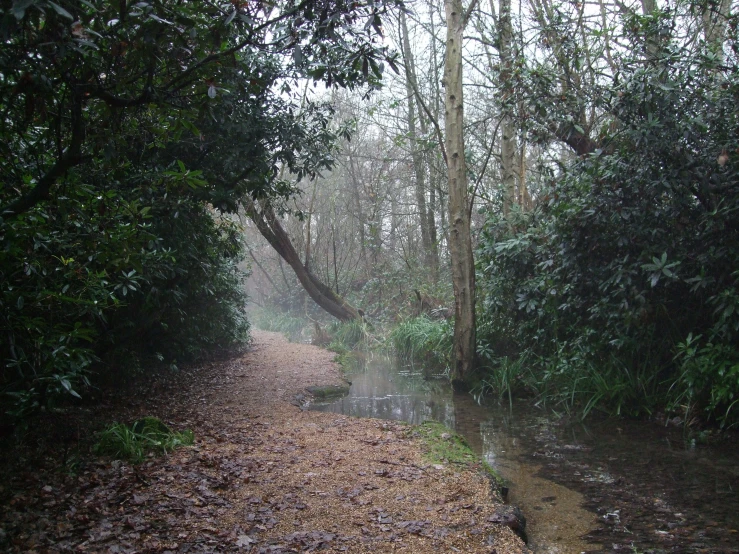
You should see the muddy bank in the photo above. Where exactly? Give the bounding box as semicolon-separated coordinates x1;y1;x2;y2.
0;330;526;553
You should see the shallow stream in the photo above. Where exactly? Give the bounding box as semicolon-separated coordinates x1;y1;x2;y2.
311;355;739;553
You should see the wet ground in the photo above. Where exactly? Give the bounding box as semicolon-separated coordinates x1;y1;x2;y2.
311;354;739;553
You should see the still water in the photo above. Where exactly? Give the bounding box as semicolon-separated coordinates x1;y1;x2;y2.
311;355;739;553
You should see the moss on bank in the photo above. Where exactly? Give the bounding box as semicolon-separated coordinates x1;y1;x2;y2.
411;421;505;491
305;384;351;399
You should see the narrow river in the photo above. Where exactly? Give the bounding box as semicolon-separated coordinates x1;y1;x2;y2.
311;354;739;553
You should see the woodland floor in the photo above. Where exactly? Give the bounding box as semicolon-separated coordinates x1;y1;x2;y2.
0;330;526;553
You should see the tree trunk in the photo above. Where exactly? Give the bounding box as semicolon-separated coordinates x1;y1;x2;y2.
444;0;477;384
501;118;517;217
498;0;517;218
401;12;431;269
243;199;361;322
702;0;731;57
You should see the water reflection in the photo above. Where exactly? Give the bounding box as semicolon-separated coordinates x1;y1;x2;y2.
312;354;739;553
315;358;455;426
312;355;597;552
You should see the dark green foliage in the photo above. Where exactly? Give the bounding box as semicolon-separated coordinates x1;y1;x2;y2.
1;182;251;416
0;1;396;416
477;11;739;425
94;417;194;463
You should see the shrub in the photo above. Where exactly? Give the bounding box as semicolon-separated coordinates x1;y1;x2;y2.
476;14;739;424
389;317;452;370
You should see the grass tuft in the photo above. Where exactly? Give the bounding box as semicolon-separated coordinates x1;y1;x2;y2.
328;319;373;351
94;416;194;463
389;317;452;370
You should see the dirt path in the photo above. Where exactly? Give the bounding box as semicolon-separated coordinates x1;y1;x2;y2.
0;330;526;553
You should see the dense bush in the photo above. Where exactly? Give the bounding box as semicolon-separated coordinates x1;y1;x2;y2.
477;13;739;425
0;182;250;417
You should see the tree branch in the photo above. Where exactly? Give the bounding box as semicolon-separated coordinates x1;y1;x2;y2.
1;93;85;218
463;0;482;27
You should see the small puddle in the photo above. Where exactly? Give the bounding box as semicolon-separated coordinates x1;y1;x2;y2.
311;354;739;553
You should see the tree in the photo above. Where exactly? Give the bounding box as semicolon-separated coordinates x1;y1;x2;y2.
444;0;479;383
476;3;739;424
400;11;439;277
1;0;399;217
244;198;363;321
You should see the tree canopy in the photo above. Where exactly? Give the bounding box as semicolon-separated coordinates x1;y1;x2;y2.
0;0;398;416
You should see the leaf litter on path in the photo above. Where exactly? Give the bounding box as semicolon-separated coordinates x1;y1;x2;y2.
0;330;526;553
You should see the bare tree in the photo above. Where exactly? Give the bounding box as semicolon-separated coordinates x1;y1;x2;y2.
445;0;480;383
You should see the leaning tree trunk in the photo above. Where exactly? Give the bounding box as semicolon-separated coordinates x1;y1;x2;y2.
243;199;361;322
444;0;477;384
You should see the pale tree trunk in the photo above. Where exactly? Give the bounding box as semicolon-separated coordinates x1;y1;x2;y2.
519;138;531;210
501;119;517;216
304;180;318;269
444;0;477;384
243;198;361;322
428;1;446;264
428;175;439;267
498;0;517;217
641;0;657;14
641;0;662;61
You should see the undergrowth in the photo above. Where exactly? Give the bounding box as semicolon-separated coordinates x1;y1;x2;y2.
327;319;373;351
251;309;309;342
474;343;664;420
388;317;452;370
94;417;194;463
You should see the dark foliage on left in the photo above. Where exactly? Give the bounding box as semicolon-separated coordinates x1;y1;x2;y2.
0;0;398;418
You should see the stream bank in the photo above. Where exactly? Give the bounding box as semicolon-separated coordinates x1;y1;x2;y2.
0;330;526;553
312;352;739;553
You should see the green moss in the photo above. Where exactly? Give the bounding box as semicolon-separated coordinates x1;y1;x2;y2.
412;421;506;495
413;421;477;466
305;384;351;399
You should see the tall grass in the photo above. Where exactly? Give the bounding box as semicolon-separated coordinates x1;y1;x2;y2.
389;317;452;370
475;342;663;419
532;344;663;418
327;319;373;351
473;354;533;409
